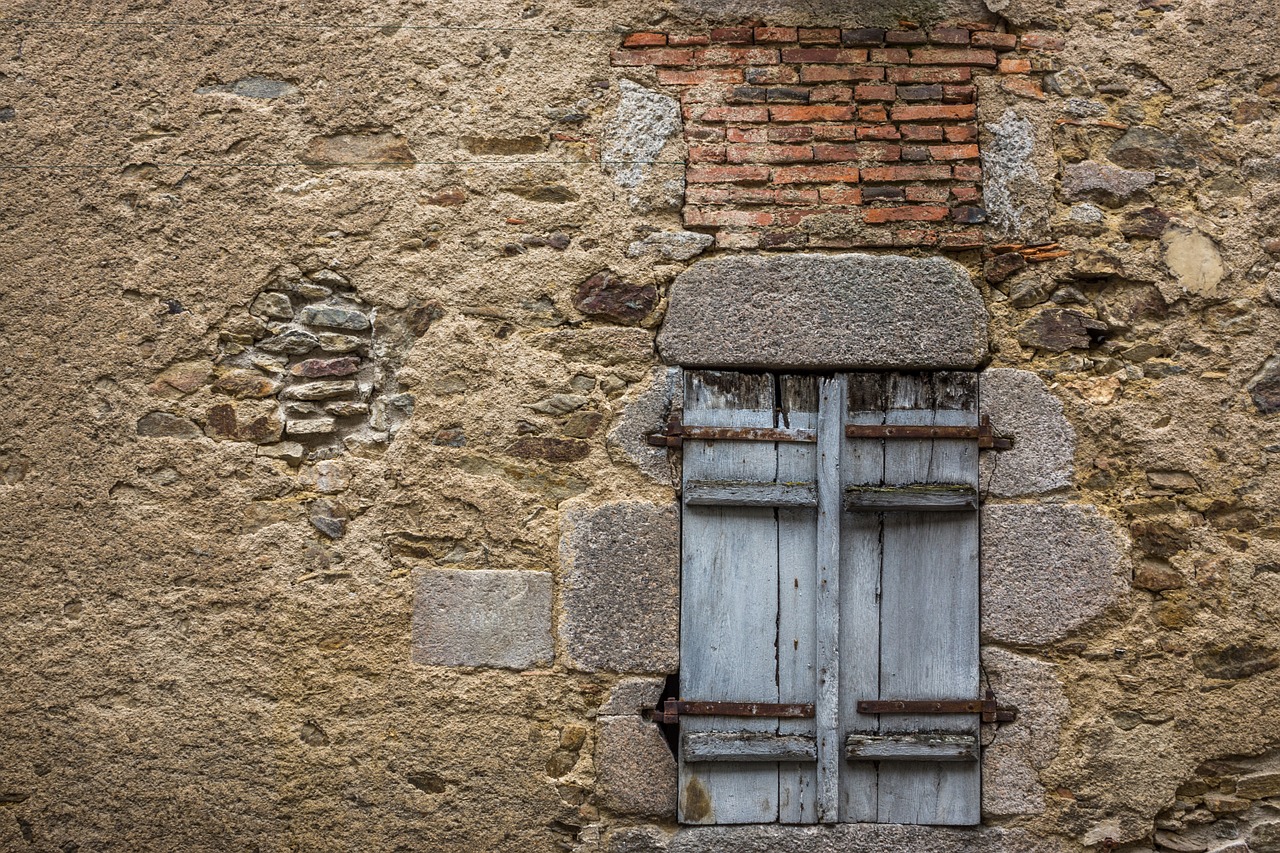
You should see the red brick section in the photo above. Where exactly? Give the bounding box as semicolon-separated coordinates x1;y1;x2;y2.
612;24;1061;250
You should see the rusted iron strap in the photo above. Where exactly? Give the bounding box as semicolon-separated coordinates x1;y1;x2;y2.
647;415;817;449
858;691;1016;724
845;415;1011;450
649;699;816;724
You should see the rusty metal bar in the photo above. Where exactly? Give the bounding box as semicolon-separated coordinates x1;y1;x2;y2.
857;690;1016;724
844;415;1012;450
647;414;818;449
648;699;816;724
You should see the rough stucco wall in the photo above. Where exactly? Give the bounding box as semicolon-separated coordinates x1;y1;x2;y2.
2;0;1280;851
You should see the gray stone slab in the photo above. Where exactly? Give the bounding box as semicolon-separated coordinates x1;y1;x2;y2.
604;825;673;853
411;569;552;670
596;716;678;818
657;254;988;370
605;367;681;486
668;824;1072;853
980;647;1070;817
600;677;667;715
979;368;1076;497
981;504;1130;645
560;501;679;673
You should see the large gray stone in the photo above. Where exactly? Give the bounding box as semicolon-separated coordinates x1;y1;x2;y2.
596;716;678;818
627;231;714;262
982;110;1052;243
411;569;553;669
603;80;680;189
981;647;1069;817
605;367;681;486
981;504;1130;645
979;369;1076;497
600;677;666;715
668;824;1072;853
559;501;679;673
1061;161;1155;207
604;825;673;853
658;254;989;370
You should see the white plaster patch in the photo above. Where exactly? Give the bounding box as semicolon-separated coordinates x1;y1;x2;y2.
603;80;681;190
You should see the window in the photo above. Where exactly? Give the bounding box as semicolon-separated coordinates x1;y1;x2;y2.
674;369;981;826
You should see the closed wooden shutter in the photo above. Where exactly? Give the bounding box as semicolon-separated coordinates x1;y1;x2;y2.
677;370;980;826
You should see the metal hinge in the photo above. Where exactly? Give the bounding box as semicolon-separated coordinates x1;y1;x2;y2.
857;689;1018;724
648;413;1012;450
646;699;815;725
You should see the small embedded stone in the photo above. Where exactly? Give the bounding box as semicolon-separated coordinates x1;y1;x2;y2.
507;437;591;463
1016;308;1108;351
1121;206;1170;238
1061;160;1156;207
287;418;336;436
136;412;202;438
250;292;293;320
309;269;348;288
1236;771;1280;799
309;498;348;539
297;304;371;331
325;401;369;417
530;394;588;416
985;252;1027;284
626;230;714;261
258;329;320;355
1147;470;1199;492
290;357;360;378
1202;793;1250;813
432;427;466;447
1133;561;1184;591
204;403;283;444
257;441;305;465
148;361;212;395
562;411;606;438
1193;643;1280;681
283;381;358;401
1248;357;1280;415
316;333;363;353
574;271;658;325
298;460;350;493
212;369;282;399
1071;250;1125;279
1107;126;1194;170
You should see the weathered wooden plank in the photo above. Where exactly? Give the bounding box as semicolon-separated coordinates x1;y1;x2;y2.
842;484;978;512
838;372;886;822
680;370;781;825
684;480;818;508
684;732;818;763
844;733;979;762
875;372;980;826
777;375;819;824
814;376;845;824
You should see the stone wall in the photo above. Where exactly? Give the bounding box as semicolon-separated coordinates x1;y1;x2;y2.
2;0;1280;851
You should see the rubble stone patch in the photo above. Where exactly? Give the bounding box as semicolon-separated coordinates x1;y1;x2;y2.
411;569;553;669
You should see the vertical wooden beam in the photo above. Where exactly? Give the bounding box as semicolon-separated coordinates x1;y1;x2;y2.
814;376;844;823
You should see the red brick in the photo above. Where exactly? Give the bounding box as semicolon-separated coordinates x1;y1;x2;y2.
774;187;823;205
726;85;769;103
657;68;744;85
901;125;945;141
768;125;816;142
715;231;763;249
694;105;770;122
610;48;695;66
727;144;814;163
869;48;911;63
774;208;836;226
951;185;982;202
686;126;726;141
971;31;1018;50
1020;32;1066;50
929;27;970;43
760;230;809;248
801;65;885;82
1001;76;1046;100
798;27;842;44
952;164;982;181
770;105;855;122
864;205;949;223
696;47;780;65
945;124;978;142
686;165;770;183
887;66;973;83
726;127;769;143
857;125;902;140
930;143;980;160
905;185;950;202
810;86;853;102
858;105;889;121
894;229;939;246
943;84;977;103
781;48;868;63
885;29;927;44
689;145;727;163
813;125;861;141
755;27;798;43
745;66;800;84
710;27;754;43
773;165;860;184
910;48;997;67
819;186;864;204
939;229;984;248
622;32;667;47
685;207;775;226
683;186;732;204
861;164;952;181
998;58;1032;73
668;33;712;46
855;84;897;101
821;142;902;161
901;145;930;161
891;103;977;121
